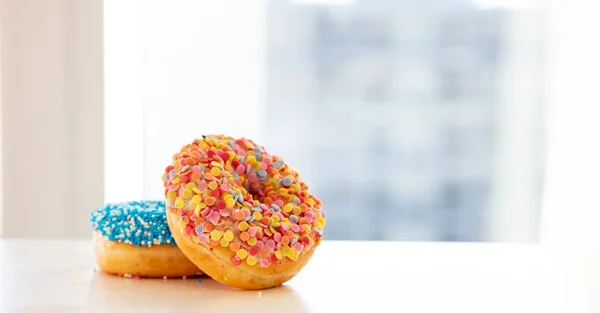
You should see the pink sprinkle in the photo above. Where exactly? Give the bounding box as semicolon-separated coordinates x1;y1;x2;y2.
201;207;211;217
293;242;303;252
236;165;245;174
184;225;192;236
291;224;300;232
248;227;257;237
273;233;282;242
305;211;313;218
254;240;264;249
168;184;179;192
231;256;241;266
274;200;284;207
221;184;230;191
198;234;208;244
266;240;276;250
260;203;269;211
258;189;266;196
248;173;258;183
275;212;284;220
260;162;268;170
191;165;201;172
208;212;221;224
264;157;272;165
179;159;186;166
260;259;271;268
243;209;251;217
219;209;230;217
198;181;208;190
305;216;313;223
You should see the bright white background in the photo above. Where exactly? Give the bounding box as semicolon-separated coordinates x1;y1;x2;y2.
1;0;599;242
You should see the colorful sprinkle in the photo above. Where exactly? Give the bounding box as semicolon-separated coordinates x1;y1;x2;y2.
162;135;325;268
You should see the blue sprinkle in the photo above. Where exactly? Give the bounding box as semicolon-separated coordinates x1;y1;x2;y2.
253;147;261;154
246;166;251;174
292;198;301;205
229;140;236;147
256;154;263;162
248;216;256;222
271;204;280;211
282;177;292;187
244;216;252;222
289;215;299;223
251;207;261;212
239;157;245;164
90;200;177;247
168;169;176;177
181;165;190;172
257;170;267;178
233;172;240;180
272;160;284;169
195;225;203;234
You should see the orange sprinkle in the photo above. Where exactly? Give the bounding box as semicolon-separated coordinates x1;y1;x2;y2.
234;211;245;220
240;231;250;241
264;228;273;236
281;235;290;246
259;248;269;258
210;239;219;246
204;173;215;181
204;222;215;232
250;182;260;189
260;217;270;225
185;157;196;166
285;230;294;238
230;242;241;252
205;197;216;206
191;172;201;181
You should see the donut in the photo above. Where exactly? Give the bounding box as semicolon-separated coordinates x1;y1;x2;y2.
162;135;326;290
91;200;203;278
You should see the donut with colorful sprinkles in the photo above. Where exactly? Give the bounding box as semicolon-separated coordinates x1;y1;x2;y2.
91;200;203;278
163;135;326;290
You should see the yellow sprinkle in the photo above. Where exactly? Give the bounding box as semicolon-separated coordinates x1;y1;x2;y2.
186;182;196;190
303;225;311;233
225;198;236;208
293;207;302;216
177;221;186;229
290;184;300;193
197;202;207;209
208;181;218;190
167;191;177;201
223;230;234;242
236;249;248;259
246;256;257;266
210;161;222;167
282;245;291;256
211;167;221;176
192;187;202;194
269;226;277;234
316;237;322;246
174;198;185;209
270;215;280;224
191;236;199;244
283;204;294;213
171;177;181;184
307;198;315;205
318;218;326;227
182;189;193;200
246;156;256;164
238;222;249;231
252;211;262;220
191;195;201;205
247;237;257;246
210;230;223;241
275;250;283;260
219;238;229;247
194;206;201;217
284;221;292;229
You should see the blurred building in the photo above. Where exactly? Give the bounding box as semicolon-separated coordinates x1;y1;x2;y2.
263;0;547;241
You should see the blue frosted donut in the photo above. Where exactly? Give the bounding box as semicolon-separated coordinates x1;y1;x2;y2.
91;200;202;278
91;200;175;247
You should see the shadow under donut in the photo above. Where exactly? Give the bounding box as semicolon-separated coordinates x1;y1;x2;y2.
87;271;309;313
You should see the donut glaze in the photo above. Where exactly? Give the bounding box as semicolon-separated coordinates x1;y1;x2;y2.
91;201;202;278
163;135;326;289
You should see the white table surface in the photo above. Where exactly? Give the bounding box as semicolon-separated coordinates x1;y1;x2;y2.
1;240;600;313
